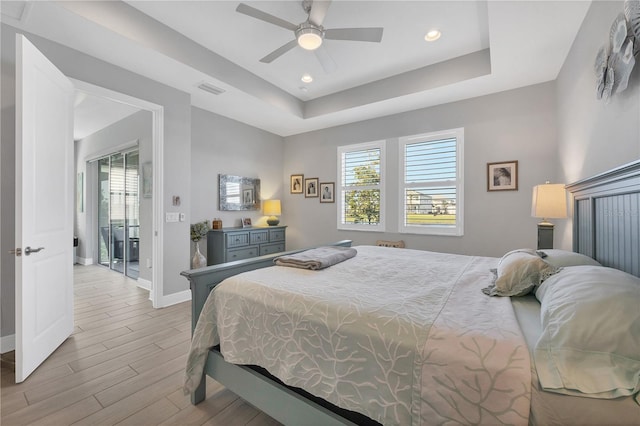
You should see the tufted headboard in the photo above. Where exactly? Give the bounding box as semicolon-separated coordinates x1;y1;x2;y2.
566;160;640;277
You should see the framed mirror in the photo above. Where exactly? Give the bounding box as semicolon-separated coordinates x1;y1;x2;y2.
219;174;261;211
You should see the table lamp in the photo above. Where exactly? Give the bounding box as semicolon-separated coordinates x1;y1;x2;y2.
531;182;567;249
263;199;281;226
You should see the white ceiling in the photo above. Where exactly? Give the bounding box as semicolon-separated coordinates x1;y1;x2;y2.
2;0;591;137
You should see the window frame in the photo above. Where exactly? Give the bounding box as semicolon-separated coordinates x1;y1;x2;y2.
398;128;464;236
337;140;386;232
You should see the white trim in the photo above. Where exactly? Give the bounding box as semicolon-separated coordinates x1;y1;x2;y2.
150;108;164;309
136;277;152;291
157;289;191;308
71;79;164;309
75;256;93;266
84;139;139;163
1;334;16;354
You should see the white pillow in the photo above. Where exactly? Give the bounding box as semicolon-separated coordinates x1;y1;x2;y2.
482;249;559;297
534;265;640;400
536;249;601;268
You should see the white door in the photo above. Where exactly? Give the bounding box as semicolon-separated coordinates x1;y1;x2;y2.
14;34;75;382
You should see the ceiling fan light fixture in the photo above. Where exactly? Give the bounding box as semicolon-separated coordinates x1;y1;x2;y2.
296;23;323;50
425;29;441;42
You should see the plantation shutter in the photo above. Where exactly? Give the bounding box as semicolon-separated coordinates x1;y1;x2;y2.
400;130;463;235
338;141;385;230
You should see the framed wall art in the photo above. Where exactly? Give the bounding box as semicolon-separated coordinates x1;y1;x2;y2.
290;174;304;194
487;161;518;191
142;162;152;198
320;182;335;203
305;177;319;198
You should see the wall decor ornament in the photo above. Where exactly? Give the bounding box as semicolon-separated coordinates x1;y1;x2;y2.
596;6;638;102
625;0;640;54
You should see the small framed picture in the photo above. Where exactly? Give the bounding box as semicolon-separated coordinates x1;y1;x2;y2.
243;188;254;204
487;161;518;191
290;174;304;194
320;182;335;203
241;217;252;228
142;162;152;198
305;178;319;198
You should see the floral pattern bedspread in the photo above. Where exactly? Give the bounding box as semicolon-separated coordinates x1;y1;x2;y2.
184;246;531;425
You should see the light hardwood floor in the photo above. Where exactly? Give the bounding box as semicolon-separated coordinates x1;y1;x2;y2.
1;264;280;426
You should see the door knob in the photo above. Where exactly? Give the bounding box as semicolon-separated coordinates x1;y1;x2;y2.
24;246;45;256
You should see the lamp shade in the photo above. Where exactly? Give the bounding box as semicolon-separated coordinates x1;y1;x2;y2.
263;199;281;216
531;183;567;221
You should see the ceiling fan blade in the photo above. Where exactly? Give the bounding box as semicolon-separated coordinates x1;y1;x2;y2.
315;45;337;73
236;3;297;32
260;39;298;63
308;0;332;27
325;27;384;43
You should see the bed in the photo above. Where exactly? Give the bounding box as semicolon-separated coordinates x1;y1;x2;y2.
181;159;640;425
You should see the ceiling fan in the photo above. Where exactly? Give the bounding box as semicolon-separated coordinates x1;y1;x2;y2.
236;0;384;72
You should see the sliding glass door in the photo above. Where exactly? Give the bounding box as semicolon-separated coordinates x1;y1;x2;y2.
97;150;139;279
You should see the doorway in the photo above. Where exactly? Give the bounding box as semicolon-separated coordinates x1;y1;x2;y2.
96;150;140;279
72;79;164;308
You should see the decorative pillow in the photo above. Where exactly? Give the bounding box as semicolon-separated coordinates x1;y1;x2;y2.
482;249;559;297
536;249;601;268
534;265;640;401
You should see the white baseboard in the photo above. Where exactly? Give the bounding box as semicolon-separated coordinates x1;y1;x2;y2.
157;289;191;308
0;334;15;354
75;256;93;266
137;278;152;291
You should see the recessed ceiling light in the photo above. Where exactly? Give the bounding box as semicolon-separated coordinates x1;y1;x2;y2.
301;73;313;83
424;29;441;42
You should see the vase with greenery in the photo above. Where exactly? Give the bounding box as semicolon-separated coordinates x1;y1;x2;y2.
190;220;210;268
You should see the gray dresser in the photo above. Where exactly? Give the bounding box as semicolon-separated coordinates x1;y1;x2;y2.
207;226;286;265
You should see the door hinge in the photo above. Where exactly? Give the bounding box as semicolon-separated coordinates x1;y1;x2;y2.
9;248;22;256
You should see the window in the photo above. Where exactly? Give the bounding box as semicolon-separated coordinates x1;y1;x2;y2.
337;141;385;231
399;129;464;236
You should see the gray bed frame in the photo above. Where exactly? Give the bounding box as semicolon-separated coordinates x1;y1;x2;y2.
180;159;640;426
181;239;357;426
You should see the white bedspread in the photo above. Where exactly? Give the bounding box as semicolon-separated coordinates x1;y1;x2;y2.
185;246;531;425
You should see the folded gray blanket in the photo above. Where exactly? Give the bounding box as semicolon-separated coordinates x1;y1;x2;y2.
274;246;357;270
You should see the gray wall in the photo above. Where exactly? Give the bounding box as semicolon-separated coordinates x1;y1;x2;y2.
556;1;640;248
1;24;191;341
283;82;558;257
74;110;153;283
190;107;284;260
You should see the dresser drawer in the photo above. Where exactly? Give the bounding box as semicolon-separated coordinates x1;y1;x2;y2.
269;228;285;242
208;226;286;266
226;232;249;248
260;243;285;256
226;246;259;261
250;230;269;244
